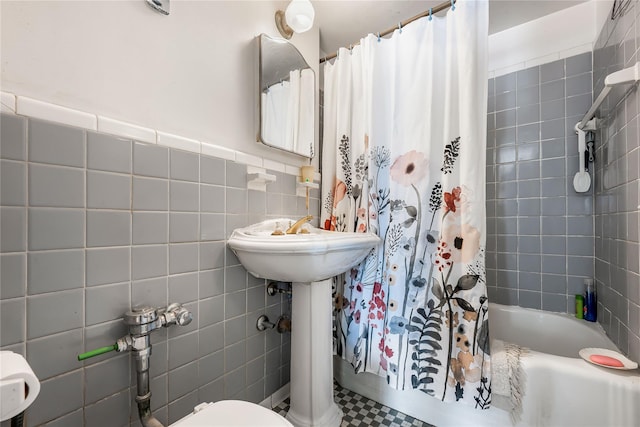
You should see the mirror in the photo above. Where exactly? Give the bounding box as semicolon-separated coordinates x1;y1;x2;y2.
258;33;315;158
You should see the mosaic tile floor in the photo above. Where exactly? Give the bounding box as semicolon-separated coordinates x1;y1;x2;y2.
274;383;435;426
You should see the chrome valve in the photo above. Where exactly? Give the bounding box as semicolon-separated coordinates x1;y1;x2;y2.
159;303;193;327
78;303;192;427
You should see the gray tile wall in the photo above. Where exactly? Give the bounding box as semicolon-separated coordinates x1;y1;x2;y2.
0;113;318;426
592;2;640;364
486;52;595;313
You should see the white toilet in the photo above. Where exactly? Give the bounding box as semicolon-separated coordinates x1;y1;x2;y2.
171;400;293;426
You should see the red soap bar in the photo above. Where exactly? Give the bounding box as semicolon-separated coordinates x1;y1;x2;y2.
589;354;624;367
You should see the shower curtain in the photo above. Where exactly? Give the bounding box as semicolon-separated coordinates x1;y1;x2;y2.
321;0;490;407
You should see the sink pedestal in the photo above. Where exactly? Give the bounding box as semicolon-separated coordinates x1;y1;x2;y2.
227;219;379;426
286;279;343;427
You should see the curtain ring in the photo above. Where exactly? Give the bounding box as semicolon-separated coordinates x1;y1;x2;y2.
429;8;433;21
451;0;456;11
349;44;353;54
398;22;402;33
377;32;381;43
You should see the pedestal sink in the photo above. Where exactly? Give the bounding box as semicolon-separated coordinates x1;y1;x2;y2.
228;219;380;427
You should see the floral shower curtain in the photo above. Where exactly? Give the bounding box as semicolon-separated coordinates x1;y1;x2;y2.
321;0;490;407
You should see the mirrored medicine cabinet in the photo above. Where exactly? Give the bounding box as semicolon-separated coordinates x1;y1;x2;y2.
257;33;315;158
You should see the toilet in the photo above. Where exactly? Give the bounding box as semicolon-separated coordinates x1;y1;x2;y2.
171;400;293;426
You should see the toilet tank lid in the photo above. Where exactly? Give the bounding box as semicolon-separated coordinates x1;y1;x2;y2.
171;400;293;426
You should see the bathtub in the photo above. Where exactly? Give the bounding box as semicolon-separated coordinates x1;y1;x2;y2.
333;303;640;427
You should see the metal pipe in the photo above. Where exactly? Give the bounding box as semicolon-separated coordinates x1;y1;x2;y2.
267;281;292;296
134;338;163;427
320;0;456;63
136;383;163;427
135;348;151;398
578;86;610;130
137;396;164;427
137;369;150;400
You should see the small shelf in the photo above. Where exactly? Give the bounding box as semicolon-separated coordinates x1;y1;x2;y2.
247;168;276;192
297;181;319;189
296;180;319;198
248;172;276;183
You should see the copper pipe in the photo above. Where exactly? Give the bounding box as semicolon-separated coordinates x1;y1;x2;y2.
320;0;456;64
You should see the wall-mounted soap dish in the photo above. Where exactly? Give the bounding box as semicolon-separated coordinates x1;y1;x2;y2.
248;172;276;183
247;167;276;191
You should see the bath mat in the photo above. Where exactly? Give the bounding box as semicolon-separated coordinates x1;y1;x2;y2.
491;339;529;424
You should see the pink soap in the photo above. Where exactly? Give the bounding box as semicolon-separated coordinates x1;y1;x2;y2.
589;354;624;367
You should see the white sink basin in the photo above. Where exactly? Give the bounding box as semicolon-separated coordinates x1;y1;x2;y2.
229;218;380;426
227;218;380;282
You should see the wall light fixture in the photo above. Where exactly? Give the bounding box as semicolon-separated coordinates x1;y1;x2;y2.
275;0;315;39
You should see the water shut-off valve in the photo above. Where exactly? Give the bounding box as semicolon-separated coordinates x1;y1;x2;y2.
78;303;193;427
77;303;193;361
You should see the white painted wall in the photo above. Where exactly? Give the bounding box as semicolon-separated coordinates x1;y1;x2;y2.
488;0;611;77
0;0;319;166
595;0;617;37
2;0;618;162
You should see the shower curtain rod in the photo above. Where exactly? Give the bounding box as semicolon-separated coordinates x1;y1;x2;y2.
319;0;456;64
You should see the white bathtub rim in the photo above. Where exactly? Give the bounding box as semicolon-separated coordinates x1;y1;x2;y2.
489;302;610;340
487;302;638;360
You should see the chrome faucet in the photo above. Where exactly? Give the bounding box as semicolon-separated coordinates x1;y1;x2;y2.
285;215;313;234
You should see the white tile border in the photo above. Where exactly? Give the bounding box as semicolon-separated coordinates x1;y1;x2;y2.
524;53;561;70
236;152;263;168
491;42;594;78
285;164;300;176
559;43;593;62
157;130;201;152
16;96;97;130
263;159;286;173
97;116;156;144
492;62;526;79
4;93;310;179
259;383;290;409
490;46;594;78
200;142;236;161
1;91;16;113
270;382;291;408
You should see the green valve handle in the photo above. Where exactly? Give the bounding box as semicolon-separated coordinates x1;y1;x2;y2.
77;344;118;361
